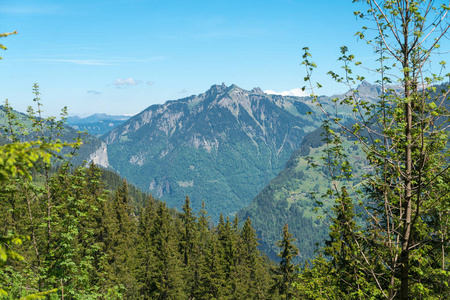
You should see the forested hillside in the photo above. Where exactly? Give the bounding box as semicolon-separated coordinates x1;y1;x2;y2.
0;162;283;299
238;126;368;262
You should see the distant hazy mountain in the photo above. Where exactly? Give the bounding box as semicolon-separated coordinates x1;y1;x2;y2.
66;113;131;136
0;107;109;168
102;83;322;219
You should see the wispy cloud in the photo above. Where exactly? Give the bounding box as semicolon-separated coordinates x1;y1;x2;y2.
146;81;155;86
87;90;102;95
31;59;112;65
178;89;188;94
21;56;166;66
0;5;60;15
113;78;142;88
264;88;308;97
107;56;166;63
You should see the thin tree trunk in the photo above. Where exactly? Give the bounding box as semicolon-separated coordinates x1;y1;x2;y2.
25;184;44;291
399;3;413;298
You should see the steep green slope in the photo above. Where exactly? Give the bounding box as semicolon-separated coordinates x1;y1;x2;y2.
103;83;321;219
99;167;154;210
237;127;369;261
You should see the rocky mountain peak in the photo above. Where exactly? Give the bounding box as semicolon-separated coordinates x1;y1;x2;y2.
356;80;382;95
208;82;228;94
102;83;316;219
251;87;264;94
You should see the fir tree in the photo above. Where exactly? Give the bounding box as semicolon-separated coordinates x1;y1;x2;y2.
189;201;212;299
148;202;186;299
180;196;196;266
323;187;372;298
101;180;138;298
203;231;226;299
272;223;299;299
237;217;270;299
135;195;157;298
218;216;239;297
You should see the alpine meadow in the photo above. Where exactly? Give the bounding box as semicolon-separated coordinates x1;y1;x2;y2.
2;0;450;299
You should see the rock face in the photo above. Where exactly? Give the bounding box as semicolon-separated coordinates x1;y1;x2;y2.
88;142;109;168
102;83;320;219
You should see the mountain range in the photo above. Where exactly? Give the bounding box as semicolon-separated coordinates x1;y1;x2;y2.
1;80;385;261
102;83;322;218
66;113;131;136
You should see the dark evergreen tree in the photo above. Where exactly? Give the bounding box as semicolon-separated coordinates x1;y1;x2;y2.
148;202;186;299
135;195;157;298
202;231;226;299
323;187;373;298
188;201;211;299
237;217;270;299
218;216;239;297
101;180;138;298
180;196;196;266
272;224;299;299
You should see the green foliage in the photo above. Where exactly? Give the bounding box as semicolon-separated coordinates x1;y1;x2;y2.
0;141;61;182
271;224;300;299
0;31;17;59
300;0;450;298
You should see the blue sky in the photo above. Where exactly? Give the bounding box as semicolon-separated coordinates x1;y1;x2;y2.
0;0;409;116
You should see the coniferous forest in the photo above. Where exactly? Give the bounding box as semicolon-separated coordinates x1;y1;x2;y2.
3;0;450;299
0;90;297;299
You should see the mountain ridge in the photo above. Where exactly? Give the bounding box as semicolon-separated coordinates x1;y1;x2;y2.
66;113;131;136
102;83;320;219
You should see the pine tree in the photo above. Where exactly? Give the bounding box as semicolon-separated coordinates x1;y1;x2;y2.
135;195;157;298
148;202;186;299
237;217;270;299
180;196;196;266
101;180;138;298
190;201;212;299
203;231;226;299
323;187;374;298
272;224;299;299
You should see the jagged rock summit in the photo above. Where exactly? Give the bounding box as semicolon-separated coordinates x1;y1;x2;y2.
345;80;404;102
102;83;319;218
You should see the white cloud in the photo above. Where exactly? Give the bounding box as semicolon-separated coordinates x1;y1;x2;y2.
264;88;308;97
146;81;155;86
178;89;188;94
87;90;102;95
113;78;142;88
